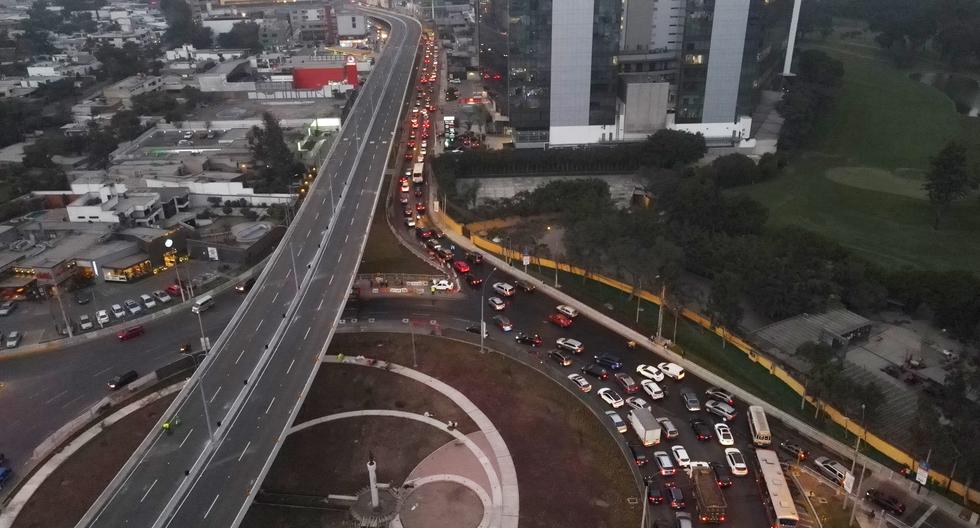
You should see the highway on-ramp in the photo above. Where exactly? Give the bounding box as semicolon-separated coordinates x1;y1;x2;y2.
78;9;421;528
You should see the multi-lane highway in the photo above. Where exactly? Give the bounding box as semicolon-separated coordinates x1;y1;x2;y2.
76;9;422;528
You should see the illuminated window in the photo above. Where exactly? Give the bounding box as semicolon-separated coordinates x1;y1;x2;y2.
684;54;704;65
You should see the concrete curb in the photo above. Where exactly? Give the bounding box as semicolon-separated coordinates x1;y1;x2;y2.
0;260;267;362
426;210;978;526
0;382;185;528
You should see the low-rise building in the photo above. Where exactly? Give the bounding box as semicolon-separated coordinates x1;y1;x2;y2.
103;75;162;108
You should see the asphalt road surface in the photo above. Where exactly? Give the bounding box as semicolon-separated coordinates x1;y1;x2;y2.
78;10;422;528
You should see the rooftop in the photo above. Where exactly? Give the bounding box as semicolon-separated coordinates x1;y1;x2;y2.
17;232;105;270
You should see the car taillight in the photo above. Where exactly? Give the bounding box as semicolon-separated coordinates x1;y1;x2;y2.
720;516;726;522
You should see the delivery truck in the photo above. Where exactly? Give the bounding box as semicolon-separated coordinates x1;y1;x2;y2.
628;408;661;447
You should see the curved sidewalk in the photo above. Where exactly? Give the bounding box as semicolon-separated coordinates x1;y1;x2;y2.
319;356;519;528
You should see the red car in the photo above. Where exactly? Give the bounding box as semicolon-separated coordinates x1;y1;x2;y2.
116;325;145;341
548;313;573;328
415;202;427;214
614;373;640;394
453;260;471;274
166;283;182;296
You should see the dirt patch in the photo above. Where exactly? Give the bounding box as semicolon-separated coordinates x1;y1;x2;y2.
295;363;477;434
259;416;452;495
400;481;483;528
12;395;176;528
258;332;640;528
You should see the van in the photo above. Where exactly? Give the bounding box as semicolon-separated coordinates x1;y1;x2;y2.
191;294;214;314
814;456;848;485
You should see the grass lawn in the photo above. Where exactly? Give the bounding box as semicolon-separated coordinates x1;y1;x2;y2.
358;177;437;275
736;34;980;274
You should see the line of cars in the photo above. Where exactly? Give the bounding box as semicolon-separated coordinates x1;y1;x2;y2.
399;35;440;229
89;288;176;337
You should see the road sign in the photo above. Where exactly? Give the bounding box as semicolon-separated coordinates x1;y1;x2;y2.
916;461;929;485
843;472;855;493
522;255;530;266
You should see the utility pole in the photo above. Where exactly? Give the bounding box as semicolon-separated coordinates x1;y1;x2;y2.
655;282;666;341
479;267;496;354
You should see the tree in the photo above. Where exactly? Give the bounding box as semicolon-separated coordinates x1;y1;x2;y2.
85;128;119;168
706;270;744;332
923;141;971;229
160;0;211;48
110;110;144;141
247;112;304;193
641;129;707;168
217;22;262;53
22;143;56;168
707;153;761;188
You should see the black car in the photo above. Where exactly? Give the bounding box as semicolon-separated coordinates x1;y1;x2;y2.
547;350;572;366
593;354;623;371
235;277;256;293
107;370;138;390
779;440;810;462
74;290;92;304
515;333;542;347
465;251;484;265
665;484;686;510
643;475;664;504
690;419;713;441
629;445;648;466
465;274;483;288
581;363;609;380
866;488;906;515
710;461;734;488
514;279;536;293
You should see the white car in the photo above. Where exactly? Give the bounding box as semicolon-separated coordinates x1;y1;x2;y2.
487;296;506;311
96;310;110;326
605;410;627;433
567;373;592;393
78;314;94;331
124;299;142;315
715;423;735;446
597;387;624;408
725;447;748;476
636;363;665;382
153;290;172;303
671;445;691;468
556;304;579;318
556;337;584;354
5;331;22;348
492;282;515;297
654;450;676;476
625;396;651;412
657;361;686;379
640;379;665;400
431;279;453;291
405;217;416;227
140;293;157;309
110;304;126;319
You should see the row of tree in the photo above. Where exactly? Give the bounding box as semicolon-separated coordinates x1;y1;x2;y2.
777;50;845;151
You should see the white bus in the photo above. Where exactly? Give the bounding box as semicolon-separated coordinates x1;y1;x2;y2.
754;449;800;528
412;162;424;183
748;405;771;446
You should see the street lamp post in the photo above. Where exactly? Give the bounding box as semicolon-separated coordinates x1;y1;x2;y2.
165;239;186;303
849;403;867;526
656;282;666;342
479;267;497;354
186;351;215;442
52;285;73;338
288;241;300;291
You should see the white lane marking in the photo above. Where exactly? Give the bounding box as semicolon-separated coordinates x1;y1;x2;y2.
272;291;279;303
61;394;84;409
307;228;312;238
140;479;158;503
265;397;276;414
209;385;222;403
44;390;68;405
337;251;343;262
286;359;295;374
285;268;292;278
317;298;324;311
256;320;264;331
345;234;349;243
297;246;303;256
237;441;251;462
304;326;311;340
204;494;220;519
92;365;114;378
179;427;194;448
315;211;320;220
329;274;334;285
235;348;246;365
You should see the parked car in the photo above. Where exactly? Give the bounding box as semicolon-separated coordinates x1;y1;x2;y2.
140;293;157;309
657;362;686;379
635;363;665;382
74;291;92;305
597;387;624;408
78;314;94;331
567;373;592;392
614;373;640;394
5;331;21;348
593;354;623;370
581;363;609;380
725;448;748;476
492;314;512;332
548;350;573;366
165;283;182;297
96;310;110;326
865;488;906;515
487;296;506;311
124;299;142;316
110;304;126;319
556;304;579;318
107;370;138;390
548;312;573;328
0;302;15;316
116;325;145;341
605;410;627;433
680;388;701;411
556;337;584;354
153;290;172;303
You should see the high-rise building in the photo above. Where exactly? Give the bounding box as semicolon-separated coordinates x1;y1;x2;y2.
479;0;623;147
